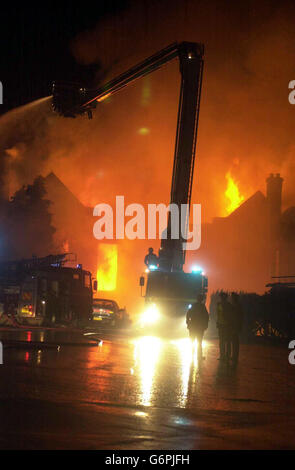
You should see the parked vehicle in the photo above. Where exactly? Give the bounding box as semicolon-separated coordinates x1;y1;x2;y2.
92;298;130;328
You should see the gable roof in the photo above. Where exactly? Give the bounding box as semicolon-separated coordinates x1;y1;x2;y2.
43;172;93;229
227;190;266;221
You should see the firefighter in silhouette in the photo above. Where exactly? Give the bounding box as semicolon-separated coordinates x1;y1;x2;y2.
144;247;158;269
186;294;209;359
230;293;244;366
216;292;232;362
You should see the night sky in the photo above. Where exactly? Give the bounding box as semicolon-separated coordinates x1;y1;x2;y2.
0;2;130;113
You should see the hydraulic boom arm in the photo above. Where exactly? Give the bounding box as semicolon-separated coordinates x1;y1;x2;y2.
52;42;204;273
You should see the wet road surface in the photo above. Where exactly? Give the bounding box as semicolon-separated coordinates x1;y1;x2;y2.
0;328;295;449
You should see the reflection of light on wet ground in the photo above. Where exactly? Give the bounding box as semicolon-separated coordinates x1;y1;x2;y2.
132;336;207;408
172;338;207;406
172;415;192;426
132;336;162;406
172;338;198;406
134;411;148;418
37;350;42;365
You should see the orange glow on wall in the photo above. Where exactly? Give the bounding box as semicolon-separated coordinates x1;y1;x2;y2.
225;172;245;215
96;244;118;291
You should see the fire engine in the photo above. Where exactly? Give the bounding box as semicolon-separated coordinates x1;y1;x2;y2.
0;254;97;325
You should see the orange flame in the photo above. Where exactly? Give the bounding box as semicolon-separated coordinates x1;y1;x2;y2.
225;172;244;215
96;244;118;292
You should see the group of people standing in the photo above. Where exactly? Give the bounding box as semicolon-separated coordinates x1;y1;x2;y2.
186;291;243;366
216;292;243;366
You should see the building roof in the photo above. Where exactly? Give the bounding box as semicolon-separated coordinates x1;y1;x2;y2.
44;172;90;213
227;190;266;220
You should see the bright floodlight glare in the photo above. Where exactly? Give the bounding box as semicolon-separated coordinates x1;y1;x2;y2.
140;304;160;326
192;265;202;273
149;265;158;271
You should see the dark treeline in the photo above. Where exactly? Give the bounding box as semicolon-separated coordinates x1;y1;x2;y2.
209;288;295;342
0;177;58;261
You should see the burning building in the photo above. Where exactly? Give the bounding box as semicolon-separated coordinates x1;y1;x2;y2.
194;173;295;295
43;172;120;301
43;168;295;306
43;172;95;268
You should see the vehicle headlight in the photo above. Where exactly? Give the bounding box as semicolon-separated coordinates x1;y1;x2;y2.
140;303;160;326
